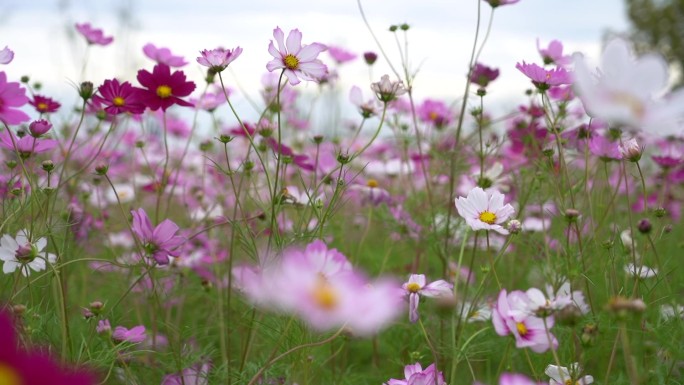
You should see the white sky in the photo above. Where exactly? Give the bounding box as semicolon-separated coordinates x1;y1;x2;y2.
1;0;629;121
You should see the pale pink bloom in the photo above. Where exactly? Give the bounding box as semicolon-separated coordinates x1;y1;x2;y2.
96;319;111;335
492;289;558;353
499;372;539;385
537;39;571;66
402;274;453;323
197;47;242;72
328;45;357;64
143;43;187;67
0;230;56;277
573;38;684;136
384;362;446;385
619;138;643;162
371;74;407;102
266;27;327;85
588;134;622;160
0;46;14;64
349;85;381;118
545;282;590;315
516;62;572;91
75;22;113;46
130;208;186;265
455;187;515;235
112;325;146;343
545;363;593;385
161;362;211;385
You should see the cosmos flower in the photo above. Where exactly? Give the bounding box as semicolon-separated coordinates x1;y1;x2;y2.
0;229;57;277
112;325;147;344
75;22;113;46
130;208;186;265
0;129;57;158
29;94;61;114
197;47;243;73
455;187;515;235
470;62;500;88
537;39;571;66
499;373;539;385
492;289;558;353
402;274;453;323
327;45;357;64
384;362;447;385
93;78;145;115
417;99;453;128
516;62;572;91
545;363;593;385
266;26;328;85
573;38;684;136
137;63;196;111
349;85;381;118
0;46;14;64
371;74;407;103
0;72;30;124
143;43;188;67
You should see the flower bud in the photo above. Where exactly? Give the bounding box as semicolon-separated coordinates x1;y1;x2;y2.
507;219;522;234
79;81;94;101
637;218;651;234
619;138;643;162
363;51;378;65
29;119;52;137
94;163;109;175
41;160;55;172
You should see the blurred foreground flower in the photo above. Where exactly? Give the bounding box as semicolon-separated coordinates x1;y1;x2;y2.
75;22;113;46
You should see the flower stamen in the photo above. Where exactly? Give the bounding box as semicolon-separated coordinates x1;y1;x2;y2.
478;211;497;225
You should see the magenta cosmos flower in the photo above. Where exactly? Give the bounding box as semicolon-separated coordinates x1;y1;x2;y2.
197;47;242;73
384;362;447;385
92;78;145;115
0;46;14;65
143;43;187;67
455;187;515;235
516;61;572;91
75;22;113;46
0;129;57;158
112;324;147;344
131;208;186;265
29;94;61;114
402;274;452;323
470;62;500;88
137;63;196;111
266;27;328;85
327;45;357;64
0;311;97;384
0;72;30;125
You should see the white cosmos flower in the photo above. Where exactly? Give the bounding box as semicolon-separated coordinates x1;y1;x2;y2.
455;187;515;235
573;38;684;136
545;363;593;385
0;230;57;277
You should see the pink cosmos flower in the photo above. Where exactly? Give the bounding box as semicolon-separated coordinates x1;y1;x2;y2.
537;39;571;66
161;362;211;385
516;62;572;91
0;46;14;64
29;119;52;137
137;63;196;111
455;187;515;235
75;22;113;46
371;74;407;102
327;45;357;64
588;134;622;160
402;274;453;323
492;289;558;353
349;85;381;118
93;78;145;115
470;62;500;88
29;94;61;114
0;129;57;158
197;47;243;73
417;99;452;128
266;27;328;85
130;208;186;265
143;43;188;67
573;38;684;136
0;311;97;384
0;72;30;124
499;373;540;385
384;362;446;385
112;325;147;343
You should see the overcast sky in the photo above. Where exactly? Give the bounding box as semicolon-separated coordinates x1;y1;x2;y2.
1;0;629;121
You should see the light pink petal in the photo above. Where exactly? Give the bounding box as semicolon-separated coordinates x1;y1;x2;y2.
273;27;286;54
297;43;327;62
285;28;303;55
421;280;453;298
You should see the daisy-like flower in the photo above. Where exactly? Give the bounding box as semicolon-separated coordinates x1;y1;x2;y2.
371;74;407;103
0;72;30;125
492;289;558;353
402;274;453;323
349;85;381;118
92;78;145;115
470;62;500;88
384;362;446;385
143;43;188;67
0;229;57;277
0;129;57;158
455;187;515;235
130;208;186;265
0;46;14;64
516;62;572;91
29;94;61;114
112;325;147;344
266;26;328;85
573;38;684;136
537;39;571;66
75;22;113;46
545;363;593;385
197;47;243;73
327;45;357;64
137;63;196;111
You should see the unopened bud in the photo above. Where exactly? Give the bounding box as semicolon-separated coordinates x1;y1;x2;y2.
363;52;378;65
637;218;651;234
79;81;94;101
94;164;108;175
507;219;522;234
41;160;55;172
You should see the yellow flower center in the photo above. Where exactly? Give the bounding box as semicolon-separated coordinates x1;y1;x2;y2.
516;322;528;336
0;362;22;385
156;85;172;99
37;102;48;111
313;283;338;310
429;111;438;121
478;211;497;225
611;92;645;119
366;179;379;188
113;96;125;106
406;282;421;293
284;54;299;70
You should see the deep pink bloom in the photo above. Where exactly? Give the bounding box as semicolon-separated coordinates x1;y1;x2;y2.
537;39;571;66
92;78;145;115
0;46;14;64
0;72;30;124
143;43;187;67
197;47;242;73
131;208;186;265
0;129;57;157
384;362;446;385
516;61;572;91
327;45;357;64
483;0;520;7
29;94;61;114
29;119;52;137
363;51;378;65
266;27;328;85
112;325;146;343
417;99;452;128
402;274;453;323
137;63;196;111
75;22;113;46
0;311;97;384
470;62;500;88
